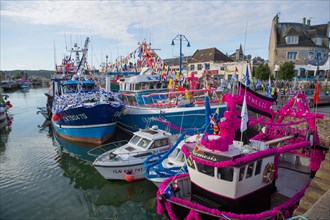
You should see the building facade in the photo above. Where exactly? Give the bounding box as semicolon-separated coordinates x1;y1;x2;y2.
268;15;330;78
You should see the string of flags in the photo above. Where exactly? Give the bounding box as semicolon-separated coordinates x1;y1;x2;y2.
104;41;170;74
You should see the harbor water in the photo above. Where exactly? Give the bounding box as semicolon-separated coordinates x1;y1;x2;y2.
0;87;163;220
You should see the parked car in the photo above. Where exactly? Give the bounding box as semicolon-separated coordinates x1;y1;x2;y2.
303;89;330;108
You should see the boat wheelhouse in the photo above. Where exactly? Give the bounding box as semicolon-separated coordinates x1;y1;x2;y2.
93;125;177;181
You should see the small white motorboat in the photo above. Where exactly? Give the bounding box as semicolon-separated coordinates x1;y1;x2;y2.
93;125;177;181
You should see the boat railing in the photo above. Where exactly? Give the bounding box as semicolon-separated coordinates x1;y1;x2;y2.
139;89;222;108
121;93;140;106
87;140;128;158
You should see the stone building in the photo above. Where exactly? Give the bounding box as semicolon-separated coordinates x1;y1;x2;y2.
187;47;233;78
268;14;329;78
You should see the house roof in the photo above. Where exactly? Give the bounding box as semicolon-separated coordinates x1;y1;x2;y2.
189;47;233;63
276;22;328;47
163;56;191;66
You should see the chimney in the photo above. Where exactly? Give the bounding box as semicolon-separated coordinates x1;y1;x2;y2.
307;19;311;27
303;17;306;25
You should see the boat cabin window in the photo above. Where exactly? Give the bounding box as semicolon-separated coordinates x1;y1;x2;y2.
129;135;141;145
135;83;141;90
150;138;169;149
196;162;214;177
137;138;151;149
239;166;245;181
81;83;94;92
246;163;255;179
217;167;233;182
255;160;262;175
63;84;78;93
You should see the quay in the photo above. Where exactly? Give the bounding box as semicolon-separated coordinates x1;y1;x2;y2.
293;152;330;219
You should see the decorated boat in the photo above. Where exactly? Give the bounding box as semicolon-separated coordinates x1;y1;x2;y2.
156;82;326;220
51;37;124;144
119;88;226;134
92;125;178;181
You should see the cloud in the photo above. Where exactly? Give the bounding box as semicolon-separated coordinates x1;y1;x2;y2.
1;0;329;69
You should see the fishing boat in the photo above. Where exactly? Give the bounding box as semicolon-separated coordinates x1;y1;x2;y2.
51;37;124;144
93;125;178;181
1;80;19;91
156;82;326;220
118;88;226;134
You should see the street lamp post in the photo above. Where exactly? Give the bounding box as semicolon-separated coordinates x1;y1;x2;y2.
171;34;190;75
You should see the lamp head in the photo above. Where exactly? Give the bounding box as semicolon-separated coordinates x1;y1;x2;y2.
187;42;191;47
171;40;175;46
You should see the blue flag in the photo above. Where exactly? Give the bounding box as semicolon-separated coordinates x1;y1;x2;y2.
267;77;272;98
244;65;251;86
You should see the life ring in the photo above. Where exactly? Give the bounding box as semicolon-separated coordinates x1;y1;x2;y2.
262;162;275;183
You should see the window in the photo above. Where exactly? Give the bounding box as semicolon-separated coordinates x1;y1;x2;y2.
217;167;233;182
196;162;214;177
197;64;203;70
287;52;297;60
151;138;168;148
205;63;210;69
315;37;322;46
137;138;151;148
239;167;245;181
190;65;195;71
130;136;141;145
246;163;255;178
286;36;298;44
255;160;262;175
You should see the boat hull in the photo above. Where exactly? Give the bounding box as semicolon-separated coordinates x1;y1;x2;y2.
52;103;123;144
93;163;146;180
118;104;225;134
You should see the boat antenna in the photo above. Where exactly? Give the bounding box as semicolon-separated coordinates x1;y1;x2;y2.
53;40;57;70
64;32;67;50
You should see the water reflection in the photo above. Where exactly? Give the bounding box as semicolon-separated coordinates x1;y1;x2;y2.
52;132;161;219
0;127;12;151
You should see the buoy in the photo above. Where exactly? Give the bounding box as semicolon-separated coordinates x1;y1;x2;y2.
124;171;134;182
52;114;60;121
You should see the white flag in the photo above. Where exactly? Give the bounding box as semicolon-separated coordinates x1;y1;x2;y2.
240;94;248;132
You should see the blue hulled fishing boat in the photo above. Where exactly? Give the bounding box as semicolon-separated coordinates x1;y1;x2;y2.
51;37;124;144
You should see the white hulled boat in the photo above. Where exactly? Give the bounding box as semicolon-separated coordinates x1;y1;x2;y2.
156;82;327;220
93;125;178;181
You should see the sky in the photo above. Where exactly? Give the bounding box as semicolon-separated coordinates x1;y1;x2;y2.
0;0;329;71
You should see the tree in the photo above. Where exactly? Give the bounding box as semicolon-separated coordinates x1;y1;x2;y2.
254;63;271;80
278;62;295;80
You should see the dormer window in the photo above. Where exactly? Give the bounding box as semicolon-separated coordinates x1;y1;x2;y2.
314;37;322;46
286;36;299;45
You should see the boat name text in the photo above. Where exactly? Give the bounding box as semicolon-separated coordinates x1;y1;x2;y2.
192;150;217;162
112;168;143;174
62;113;88;122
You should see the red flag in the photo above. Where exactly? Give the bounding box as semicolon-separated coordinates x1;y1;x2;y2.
313;81;320;104
177;86;186;91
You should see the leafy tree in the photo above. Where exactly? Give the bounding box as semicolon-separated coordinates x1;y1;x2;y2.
278;62;295;80
254;63;271;80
